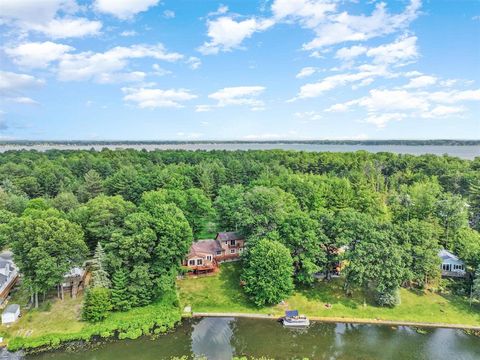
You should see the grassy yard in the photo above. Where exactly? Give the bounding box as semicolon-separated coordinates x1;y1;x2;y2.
177;262;480;326
0;291;181;351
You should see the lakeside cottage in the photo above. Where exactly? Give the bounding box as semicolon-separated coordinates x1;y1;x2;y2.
62;266;87;298
438;249;466;278
184;232;245;274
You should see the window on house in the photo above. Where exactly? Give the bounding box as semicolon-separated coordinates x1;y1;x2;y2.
230;240;236;246
189;260;195;266
216;250;222;255
207;255;212;261
196;259;202;265
230;249;236;254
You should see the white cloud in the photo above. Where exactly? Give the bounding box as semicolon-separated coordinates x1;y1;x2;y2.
366;36;418;65
186;56;201;70
152;64;171;77
302;0;421;50
163;10;175;19
0;0;101;39
27;18;102;38
0;70;44;104
120;30;138;37
296;67;317;79
404;75;437;89
122;87;197;109
198;86;266;111
5;41;74;68
327;87;480;127
272;0;336;28
57;44;183;82
0;0;76;23
335;45;367;61
198;16;274;55
294;64;390;99
94;0;159;19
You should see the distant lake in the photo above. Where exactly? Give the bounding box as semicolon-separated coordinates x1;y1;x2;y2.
18;317;480;360
0;144;479;160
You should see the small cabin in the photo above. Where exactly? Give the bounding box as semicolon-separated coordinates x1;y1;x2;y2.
1;304;20;324
438;249;466;278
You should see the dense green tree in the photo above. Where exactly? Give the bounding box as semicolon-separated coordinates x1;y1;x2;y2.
82;287;112;322
435;193;469;247
214;185;246;231
140;188;214;238
241;239;294;307
104;204;192;308
104;167;146;203
110;269;131;311
51;192;79;213
8;213;88;307
395;220;441;287
345;226;406;307
237;186;299;238
70;195;135;250
78;169;104;202
91;243;111;288
275;210;325;285
453;227;480;268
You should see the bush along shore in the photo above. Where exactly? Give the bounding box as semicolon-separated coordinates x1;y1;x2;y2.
5;292;181;354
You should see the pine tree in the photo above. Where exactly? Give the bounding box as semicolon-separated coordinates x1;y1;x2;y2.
79;170;103;202
110;269;131;311
91;243;111;288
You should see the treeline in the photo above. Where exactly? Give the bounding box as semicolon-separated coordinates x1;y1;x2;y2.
0;149;478;312
1;139;479;145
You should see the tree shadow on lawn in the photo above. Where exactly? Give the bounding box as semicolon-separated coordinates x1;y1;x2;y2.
217;262;262;312
297;279;361;310
437;292;480;321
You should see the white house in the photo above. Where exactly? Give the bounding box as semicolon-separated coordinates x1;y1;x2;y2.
438;249;466;277
1;304;20;324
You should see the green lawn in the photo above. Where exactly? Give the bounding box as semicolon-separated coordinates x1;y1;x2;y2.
177;262;480;326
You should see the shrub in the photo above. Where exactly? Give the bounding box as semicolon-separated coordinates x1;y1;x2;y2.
375;287;401;307
82;287;112;323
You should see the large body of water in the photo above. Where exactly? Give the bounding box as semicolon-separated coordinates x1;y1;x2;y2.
6;317;478;360
0;144;478;160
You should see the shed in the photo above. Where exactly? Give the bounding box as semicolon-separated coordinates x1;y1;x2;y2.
2;304;20;324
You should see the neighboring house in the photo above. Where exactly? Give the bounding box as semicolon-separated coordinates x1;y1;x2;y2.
438;249;466;278
184;232;245;274
1;304;20;324
0;251;19;305
62;266;87;298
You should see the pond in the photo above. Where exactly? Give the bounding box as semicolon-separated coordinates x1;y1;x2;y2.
6;317;479;360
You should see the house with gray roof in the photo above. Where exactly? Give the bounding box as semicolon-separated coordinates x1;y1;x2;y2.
438;249;466;278
0;251;18;304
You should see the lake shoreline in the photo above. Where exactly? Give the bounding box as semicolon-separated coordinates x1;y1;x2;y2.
190;312;480;331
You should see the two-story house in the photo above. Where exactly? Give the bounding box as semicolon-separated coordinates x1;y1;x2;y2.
184;232;245;274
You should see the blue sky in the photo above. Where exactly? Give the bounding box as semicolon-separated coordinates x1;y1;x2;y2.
0;0;479;140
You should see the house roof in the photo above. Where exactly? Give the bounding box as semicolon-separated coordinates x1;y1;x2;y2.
64;267;85;279
0;273;7;287
438;249;462;262
188;239;222;258
3;304;19;314
216;232;243;241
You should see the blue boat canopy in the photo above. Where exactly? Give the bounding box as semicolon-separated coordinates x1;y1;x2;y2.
285;310;298;317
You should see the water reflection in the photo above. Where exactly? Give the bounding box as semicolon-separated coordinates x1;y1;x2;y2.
12;317;480;360
191;317;234;360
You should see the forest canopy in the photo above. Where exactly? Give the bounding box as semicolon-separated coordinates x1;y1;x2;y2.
0;149;479;310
